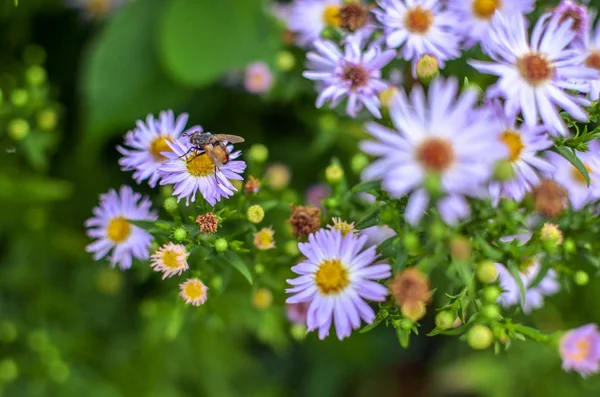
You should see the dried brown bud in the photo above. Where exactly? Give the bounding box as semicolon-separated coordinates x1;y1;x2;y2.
532;179;567;218
195;212;219;234
288;204;321;239
339;2;369;32
390;268;431;309
450;236;471;261
244;176;261;194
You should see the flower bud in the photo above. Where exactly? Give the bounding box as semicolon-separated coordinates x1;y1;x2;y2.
416;54;439;85
275;51;295;71
290;324;307;341
400;318;414;330
564;238;576;254
247;204;265;224
481;304;501;320
252;288;273;309
379;86;399;108
435;311;454;330
574;270;589;286
196;212;219;234
37;108;58;131
248;144;269;163
476;261;497;284
8;118;29;141
540;222;563;246
210;275;223;291
214;238;229;253
401;301;426;322
429;221;446;240
351;153;369;174
467;324;494;350
403;232;420;252
163;197;178;213
25;65;47;85
493;160;515;181
325;164;344;184
284;240;300;256
10;89;28;107
482;286;501;302
254;263;265;274
173;227;187;242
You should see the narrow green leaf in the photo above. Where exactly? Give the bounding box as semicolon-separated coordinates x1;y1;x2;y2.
351;180;380;193
224;251;253;285
355;207;380;229
359;317;383;334
506;262;527;311
551;146;590;186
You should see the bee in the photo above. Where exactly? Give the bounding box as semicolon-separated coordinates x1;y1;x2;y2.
181;129;245;182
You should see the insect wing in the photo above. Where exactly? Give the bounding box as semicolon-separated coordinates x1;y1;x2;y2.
212;134;245;144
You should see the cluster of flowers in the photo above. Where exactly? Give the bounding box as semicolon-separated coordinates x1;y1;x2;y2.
84;0;600;379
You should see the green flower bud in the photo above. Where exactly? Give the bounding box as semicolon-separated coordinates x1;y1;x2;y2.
0;321;17;343
482;286;501;302
163;197;178;213
210;276;223;291
290;324;307;341
25;65;47;85
481;304;501;320
173;227;187;242
493;160;515;181
429;221;446;240
325;197;339;208
501;199;519;212
403;232;420;251
476;260;498;284
379;308;389;319
247;204;265;224
574;270;589;286
435;311;454;330
284;240;300;256
8;118;30;141
416;54;439;85
248;144;269;163
325;164;344;184
423;172;442;197
254;263;265;274
564;239;576;254
351;153;370;174
214;238;228;253
37;108;58;131
391;319;402;328
467;324;494;350
0;359;18;383
400;318;414;330
10;89;28;107
275;51;295;71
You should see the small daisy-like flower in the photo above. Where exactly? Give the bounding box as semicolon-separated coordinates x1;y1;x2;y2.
487;102;555;204
446;0;535;47
244;62;274;94
285;0;343;48
303;34;396;118
581;16;600;100
85;185;157;270
327;217;357;236
554;0;590;45
254;227;276;250
373;0;461;72
540;222;564;245
559;323;600;377
361;77;507;225
469;13;598;136
287;302;310;325
286;229;392;340
118;110;192;188
157;133;246;206
150;242;189;279
495;259;560;314
179;278;208;306
546;150;600;210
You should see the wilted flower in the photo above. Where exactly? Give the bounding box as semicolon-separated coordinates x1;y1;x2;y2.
532;179;568;217
554;0;590;44
150;242;189;279
179;278;208;306
469;13;597;136
361;77;507;225
390;268;431;321
286;229;392;340
360;225;397;247
195;212;219;234
244;62;274;94
546;150;600;210
118;110;193;188
244;176;261;194
559;323;600;377
303;34;395;118
85;186;157;270
339;1;370;32
327;217;357;236
254;227;276;250
289;204;321;239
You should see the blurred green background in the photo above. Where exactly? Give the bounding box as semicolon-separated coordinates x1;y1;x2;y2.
1;0;600;395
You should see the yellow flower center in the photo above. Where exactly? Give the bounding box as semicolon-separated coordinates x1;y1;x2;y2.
184;281;205;300
472;0;501;20
404;7;434;34
314;259;350;294
517;53;555;86
149;136;173;161
323;5;341;27
585;51;600;71
569;338;591;362
256;230;274;246
107;216;131;244
186;152;214;177
416;138;455;172
161;250;181;269
571;164;592;185
500;130;524;162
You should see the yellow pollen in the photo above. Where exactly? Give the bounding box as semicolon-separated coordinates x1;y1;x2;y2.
149;136;173;161
517;53;555;86
107;216;131;244
323;5;341;27
472;0;501;20
161;250;180;269
416;138;455;172
500;130;525;162
184;281;205;300
314;259;350;294
256;230;273;246
186;152;214;177
585;51;600;71
405;7;434;34
569;338;591;362
571;164;592;185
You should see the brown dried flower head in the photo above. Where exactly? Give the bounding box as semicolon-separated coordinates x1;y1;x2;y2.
532;179;568;218
390;267;431;309
195;212;219;234
288;204;321;239
339;2;369;32
244;176;261;194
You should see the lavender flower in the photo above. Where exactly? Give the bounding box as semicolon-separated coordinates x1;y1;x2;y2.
286;229;392;340
283;0;343;48
118;110;193;188
553;0;590;45
361;77;507;225
157;131;246;206
580;14;600;100
85;186;157;270
373;0;461;72
560;323;600;377
546;149;600;210
469;13;598;136
244;62;274;94
303;34;396;118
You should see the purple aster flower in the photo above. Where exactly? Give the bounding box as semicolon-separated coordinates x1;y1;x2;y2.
546;149;600;210
303;34;395;118
157;131;246;206
553;0;590;46
286;302;310;325
244;62;274;94
305;183;331;207
495;259;560;314
360;225;397;247
560;323;600;377
373;0;461;72
469;13;598;136
487;101;555;204
286;229;392;340
118;110;194;188
446;0;535;48
580;14;600;100
282;0;343;48
85;185;157;270
360;77;507;226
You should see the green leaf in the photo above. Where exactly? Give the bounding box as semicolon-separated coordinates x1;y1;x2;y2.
158;0;279;87
80;0;189;149
351;180;380;193
355;207;380;229
506;262;527;312
223;251;253;285
550;146;590;186
358;317;383;334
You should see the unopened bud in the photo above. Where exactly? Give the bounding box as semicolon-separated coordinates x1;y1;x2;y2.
247;205;265;224
325;164;344;184
37;108;58;131
482;286;501;302
476;261;497;284
401;301;426;322
351;153;369;174
574;270;589;286
416;54;439;85
435;311;454;330
467;324;494;350
379;86;399;108
252;288;273;309
8;118;29;141
25;65;47;85
10;89;28;107
493;160;515;181
284;240;300;256
275;51;295;71
481;304;501;320
214;238;228;253
564;238;576;254
173;227;187;242
290;324;307;341
265;163;291;190
403;232;420;252
423;172;442;197
248;144;269;163
540;222;563;246
163;197;178;213
400;318;414;330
